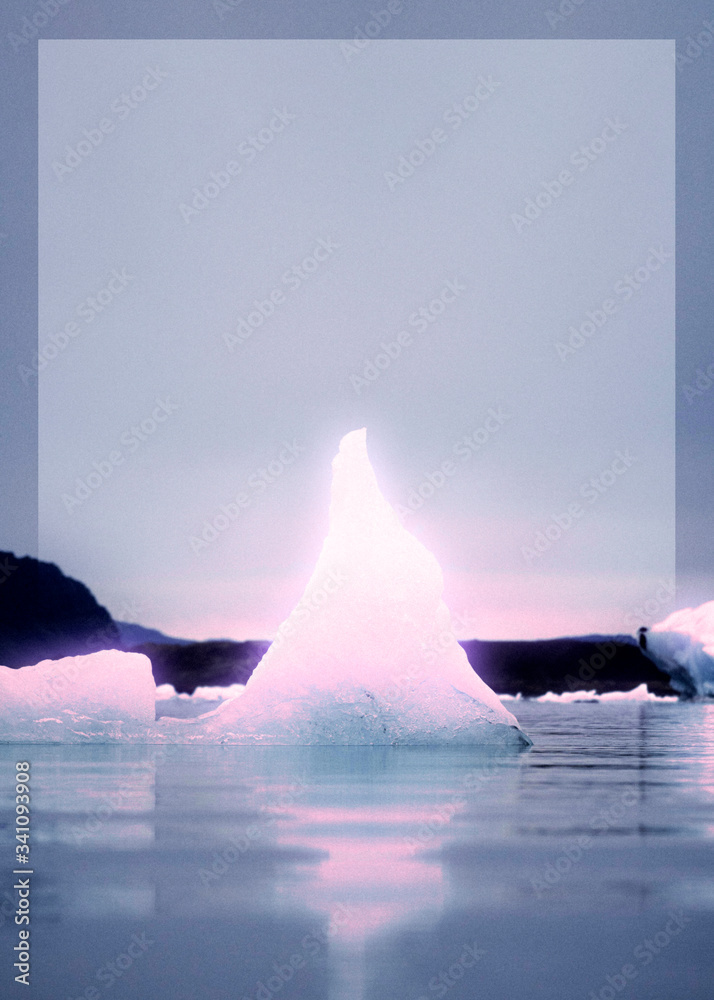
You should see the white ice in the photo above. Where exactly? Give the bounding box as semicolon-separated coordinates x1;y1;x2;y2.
526;683;678;703
0;650;155;740
188;428;530;745
1;429;530;745
155;682;246;719
640;600;714;697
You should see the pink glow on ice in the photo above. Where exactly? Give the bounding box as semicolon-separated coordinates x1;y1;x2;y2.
0;650;155;724
652;600;714;655
206;428;527;744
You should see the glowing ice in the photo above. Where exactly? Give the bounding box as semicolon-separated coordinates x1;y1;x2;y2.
1;430;531;745
202;428;531;745
0;650;155;739
640;600;714;697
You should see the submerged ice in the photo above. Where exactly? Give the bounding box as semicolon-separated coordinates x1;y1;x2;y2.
1;429;530;745
640;600;714;698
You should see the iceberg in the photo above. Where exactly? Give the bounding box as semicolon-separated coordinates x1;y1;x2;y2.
191;428;531;745
530;683;678;703
0;650;155;740
639;600;714;697
155;682;246;719
1;429;530;746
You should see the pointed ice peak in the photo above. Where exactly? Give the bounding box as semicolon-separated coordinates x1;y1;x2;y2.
209;428;532;745
335;426;367;457
329;428;400;535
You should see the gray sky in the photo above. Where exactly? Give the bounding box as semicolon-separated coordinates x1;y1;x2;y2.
36;38;676;640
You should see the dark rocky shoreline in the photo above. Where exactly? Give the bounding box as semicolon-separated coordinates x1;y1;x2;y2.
0;551;677;697
462;635;675;697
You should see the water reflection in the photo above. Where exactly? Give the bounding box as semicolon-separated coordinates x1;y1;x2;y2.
244;748;521;999
1;703;714;999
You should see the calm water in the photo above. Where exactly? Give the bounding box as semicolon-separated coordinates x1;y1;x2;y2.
1;701;713;1000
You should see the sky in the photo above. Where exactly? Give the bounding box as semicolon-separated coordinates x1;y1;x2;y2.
32;37;678;641
0;3;710;646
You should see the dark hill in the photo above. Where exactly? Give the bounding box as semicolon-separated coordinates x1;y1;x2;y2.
134;639;271;693
461;636;676;697
0;551;121;667
115;621;193;648
133;634;676;697
0;551;677;697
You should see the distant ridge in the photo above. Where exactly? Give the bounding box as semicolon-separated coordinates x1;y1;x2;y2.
461;635;674;697
114;621;193;648
0;551;676;697
569;633;637;646
0;551;121;668
133;639;271;693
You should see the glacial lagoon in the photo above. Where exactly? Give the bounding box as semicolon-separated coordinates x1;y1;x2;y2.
2;700;713;1000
